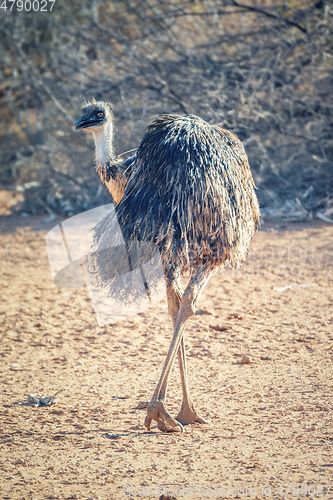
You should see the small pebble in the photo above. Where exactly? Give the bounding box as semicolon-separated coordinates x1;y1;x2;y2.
15;459;28;466
209;324;230;332
241;355;252;364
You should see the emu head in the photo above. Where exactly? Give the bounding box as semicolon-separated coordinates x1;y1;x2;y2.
74;99;113;133
74;99;115;165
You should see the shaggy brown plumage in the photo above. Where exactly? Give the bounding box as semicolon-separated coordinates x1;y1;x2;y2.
94;113;260;281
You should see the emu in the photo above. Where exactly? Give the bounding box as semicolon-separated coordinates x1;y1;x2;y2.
75;99;260;432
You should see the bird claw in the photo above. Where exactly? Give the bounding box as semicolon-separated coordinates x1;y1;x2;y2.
144;400;184;433
144;414;152;432
176;408;211;426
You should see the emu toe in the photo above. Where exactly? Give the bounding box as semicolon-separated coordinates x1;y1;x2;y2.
144;400;184;433
176;407;211;426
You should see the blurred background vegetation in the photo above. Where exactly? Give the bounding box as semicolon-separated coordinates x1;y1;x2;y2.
1;0;332;221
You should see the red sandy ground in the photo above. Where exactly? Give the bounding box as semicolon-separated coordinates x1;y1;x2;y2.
0;214;332;500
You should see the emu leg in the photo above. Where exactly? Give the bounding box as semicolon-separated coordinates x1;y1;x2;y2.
142;279;184;433
176;336;210;426
154;276;184;403
167;279;209;425
144;266;215;432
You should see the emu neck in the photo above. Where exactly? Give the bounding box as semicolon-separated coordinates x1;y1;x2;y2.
92;120;127;205
92;121;114;166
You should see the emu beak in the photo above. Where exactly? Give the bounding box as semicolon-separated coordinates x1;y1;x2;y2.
74;114;88;130
74;114;102;131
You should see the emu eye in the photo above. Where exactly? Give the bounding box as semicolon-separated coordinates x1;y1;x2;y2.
96;112;104;118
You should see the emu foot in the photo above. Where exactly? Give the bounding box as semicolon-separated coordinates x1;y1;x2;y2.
144;400;184;433
176;406;211;426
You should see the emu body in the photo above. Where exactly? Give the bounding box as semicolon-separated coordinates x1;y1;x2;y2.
75;100;260;432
